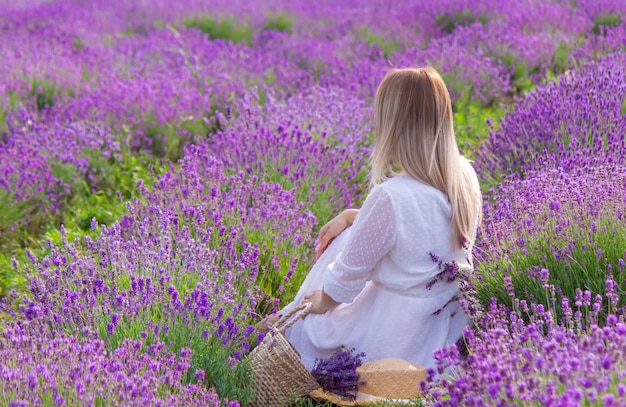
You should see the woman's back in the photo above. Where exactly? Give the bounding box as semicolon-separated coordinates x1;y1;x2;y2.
368;173;476;294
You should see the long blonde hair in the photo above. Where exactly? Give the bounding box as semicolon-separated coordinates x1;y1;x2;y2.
371;67;482;248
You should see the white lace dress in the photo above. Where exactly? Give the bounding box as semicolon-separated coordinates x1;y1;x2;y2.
282;171;479;370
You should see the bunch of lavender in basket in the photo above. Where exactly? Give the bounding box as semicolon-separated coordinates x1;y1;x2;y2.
311;347;366;400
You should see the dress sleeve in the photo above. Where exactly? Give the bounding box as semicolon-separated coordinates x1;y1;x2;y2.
323;185;396;303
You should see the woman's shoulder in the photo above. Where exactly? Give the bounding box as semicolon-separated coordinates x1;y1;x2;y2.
380;174;447;199
375;175;450;215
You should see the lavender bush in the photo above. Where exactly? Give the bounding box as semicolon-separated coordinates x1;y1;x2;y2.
209;86;373;221
1;145;315;401
422;291;626;405
474;162;626;326
475;52;626;180
0;324;238;406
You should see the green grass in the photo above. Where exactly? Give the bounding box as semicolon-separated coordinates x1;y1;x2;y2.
1;77;69;115
183;16;255;45
182;12;294;50
183;12;294;46
550;43;571;76
135;115;204;161
435;10;487;35
358;27;398;57
0;148;167;295
27;77;76;111
98;302;254;402
475;213;626;327
591;14;622;35
495;52;539;95
265;13;293;32
449;82;505;157
0;189;51;252
454;101;504;154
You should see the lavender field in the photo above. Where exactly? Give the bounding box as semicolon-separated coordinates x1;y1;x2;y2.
1;0;626;405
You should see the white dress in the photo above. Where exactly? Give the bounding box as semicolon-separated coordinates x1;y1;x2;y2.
282;171;479;371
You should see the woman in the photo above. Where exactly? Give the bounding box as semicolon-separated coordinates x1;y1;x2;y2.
281;67;482;370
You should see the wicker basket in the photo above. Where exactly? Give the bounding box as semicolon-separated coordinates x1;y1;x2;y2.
248;302;321;407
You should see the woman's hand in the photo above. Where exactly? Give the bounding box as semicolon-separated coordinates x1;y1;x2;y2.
315;209;359;260
303;289;340;314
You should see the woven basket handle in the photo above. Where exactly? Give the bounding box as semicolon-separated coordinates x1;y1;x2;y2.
274;302;312;333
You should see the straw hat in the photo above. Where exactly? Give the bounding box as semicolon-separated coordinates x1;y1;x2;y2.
356;358;426;401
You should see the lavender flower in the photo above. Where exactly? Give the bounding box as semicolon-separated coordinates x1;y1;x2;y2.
311;347;366;401
423;289;626;405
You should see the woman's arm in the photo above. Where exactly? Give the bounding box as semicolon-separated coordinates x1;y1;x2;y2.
315;208;360;260
317;186;396;307
304;289;341;314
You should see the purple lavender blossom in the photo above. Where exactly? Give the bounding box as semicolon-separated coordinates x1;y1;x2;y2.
311;347;366;401
423;292;626;405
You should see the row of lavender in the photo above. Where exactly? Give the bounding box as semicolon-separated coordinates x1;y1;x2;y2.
427;51;626;405
1;0;626;405
3;0;624;246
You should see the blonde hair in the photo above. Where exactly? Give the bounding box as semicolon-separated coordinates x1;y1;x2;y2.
371;67;482;248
